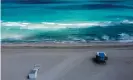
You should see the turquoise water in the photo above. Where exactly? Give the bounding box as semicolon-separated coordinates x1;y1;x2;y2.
1;2;133;43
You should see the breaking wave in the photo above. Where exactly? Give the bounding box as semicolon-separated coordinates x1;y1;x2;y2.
2;20;133;29
1;20;133;43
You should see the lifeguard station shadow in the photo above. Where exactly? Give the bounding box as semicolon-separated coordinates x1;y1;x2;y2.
91;57;106;65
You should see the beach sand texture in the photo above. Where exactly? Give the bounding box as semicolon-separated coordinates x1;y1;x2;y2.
1;44;133;80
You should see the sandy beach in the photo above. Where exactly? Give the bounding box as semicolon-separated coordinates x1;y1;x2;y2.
1;43;133;80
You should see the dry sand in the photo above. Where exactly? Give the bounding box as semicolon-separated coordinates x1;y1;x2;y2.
1;43;133;80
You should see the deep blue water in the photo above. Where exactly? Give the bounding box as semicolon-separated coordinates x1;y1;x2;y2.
1;1;133;43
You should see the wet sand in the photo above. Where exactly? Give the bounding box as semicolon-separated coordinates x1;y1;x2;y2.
1;43;133;80
2;42;133;48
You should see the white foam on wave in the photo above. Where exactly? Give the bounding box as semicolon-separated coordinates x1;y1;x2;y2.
1;20;133;30
100;33;133;42
119;33;133;42
1;34;24;40
2;33;133;43
1;21;103;30
2;20;133;30
102;35;110;40
122;20;133;24
2;22;30;27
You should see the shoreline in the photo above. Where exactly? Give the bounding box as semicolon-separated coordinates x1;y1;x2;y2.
1;42;133;49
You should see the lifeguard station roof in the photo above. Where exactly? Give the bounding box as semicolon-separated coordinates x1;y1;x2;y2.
99;52;105;57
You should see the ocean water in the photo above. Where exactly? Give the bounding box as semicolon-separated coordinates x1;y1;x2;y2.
1;1;133;43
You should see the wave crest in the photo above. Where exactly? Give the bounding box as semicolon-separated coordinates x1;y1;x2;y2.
1;20;133;30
